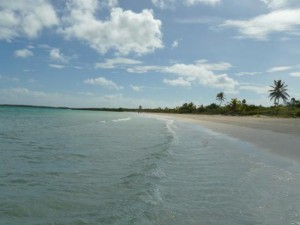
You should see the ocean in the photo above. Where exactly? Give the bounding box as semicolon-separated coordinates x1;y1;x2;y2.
1;106;300;225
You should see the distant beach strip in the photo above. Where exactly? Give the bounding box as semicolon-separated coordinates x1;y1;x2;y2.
148;113;300;163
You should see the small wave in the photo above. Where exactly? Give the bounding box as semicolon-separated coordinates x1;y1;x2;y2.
143;115;177;138
163;120;178;149
99;120;106;123
147;168;166;179
165;119;176;137
140;186;163;206
112;117;132;122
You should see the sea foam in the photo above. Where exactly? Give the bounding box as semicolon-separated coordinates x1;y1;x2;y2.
112;117;132;122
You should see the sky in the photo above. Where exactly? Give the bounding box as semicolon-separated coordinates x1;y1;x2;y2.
1;0;300;108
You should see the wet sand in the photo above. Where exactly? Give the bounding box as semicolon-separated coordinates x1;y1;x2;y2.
150;113;300;163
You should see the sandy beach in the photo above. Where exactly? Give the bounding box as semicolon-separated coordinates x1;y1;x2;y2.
150;113;300;163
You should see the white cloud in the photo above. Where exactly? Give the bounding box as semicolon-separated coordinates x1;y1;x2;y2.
128;60;237;90
49;64;66;69
73;66;84;69
95;58;142;69
49;48;68;63
100;0;119;8
171;40;179;49
184;0;221;6
164;62;237;90
84;77;123;90
290;72;300;77
127;66;161;73
221;9;300;40
14;49;33;58
261;0;292;9
151;0;220;8
236;72;262;76
194;60;232;71
151;0;175;9
60;1;163;55
130;85;142;91
163;77;191;87
267;66;292;72
0;0;59;41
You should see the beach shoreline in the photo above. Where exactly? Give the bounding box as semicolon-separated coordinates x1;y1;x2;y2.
147;113;300;163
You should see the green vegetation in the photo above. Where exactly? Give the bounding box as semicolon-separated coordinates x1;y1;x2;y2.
216;92;225;106
269;80;290;105
138;98;300;117
137;80;300;118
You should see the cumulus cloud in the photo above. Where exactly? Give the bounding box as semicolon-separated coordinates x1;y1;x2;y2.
95;58;142;69
163;77;191;87
267;66;292;72
84;77;123;90
60;1;163;55
128;60;237;90
14;49;33;58
0;0;59;41
221;9;300;40
49;48;68;63
164;62;237;90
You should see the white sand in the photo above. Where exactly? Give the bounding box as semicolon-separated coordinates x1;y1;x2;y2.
150;113;300;163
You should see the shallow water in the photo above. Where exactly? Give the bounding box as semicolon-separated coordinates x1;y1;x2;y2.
1;106;300;225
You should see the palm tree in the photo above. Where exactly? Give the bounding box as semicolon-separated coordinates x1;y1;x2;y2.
216;92;225;106
268;80;290;105
228;98;241;112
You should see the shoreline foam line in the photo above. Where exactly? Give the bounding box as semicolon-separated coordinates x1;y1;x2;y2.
112;117;132;122
147;113;300;163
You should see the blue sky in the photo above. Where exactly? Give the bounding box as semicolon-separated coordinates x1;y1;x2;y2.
1;0;300;108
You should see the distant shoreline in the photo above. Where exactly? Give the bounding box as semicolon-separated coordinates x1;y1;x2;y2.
1;104;300;118
147;113;300;163
0;104;136;112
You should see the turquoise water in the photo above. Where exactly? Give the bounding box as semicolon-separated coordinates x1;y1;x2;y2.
1;106;300;225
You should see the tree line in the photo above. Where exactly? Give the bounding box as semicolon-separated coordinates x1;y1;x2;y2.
140;80;300;117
